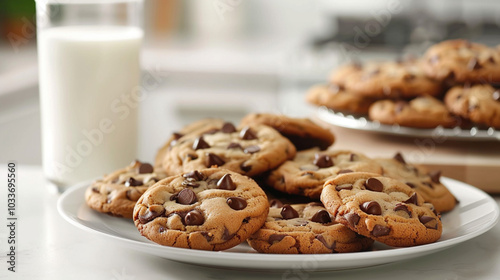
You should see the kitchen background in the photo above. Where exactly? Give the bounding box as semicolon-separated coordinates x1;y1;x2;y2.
1;0;500;166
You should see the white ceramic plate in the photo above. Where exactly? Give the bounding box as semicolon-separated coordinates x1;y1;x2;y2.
57;177;499;271
316;107;500;141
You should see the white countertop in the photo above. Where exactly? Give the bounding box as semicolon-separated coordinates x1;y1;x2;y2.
1;165;500;280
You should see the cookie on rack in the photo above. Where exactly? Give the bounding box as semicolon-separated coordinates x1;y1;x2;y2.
247;202;374;254
321;172;442;247
377;153;457;213
306;84;377;114
343;60;443;99
368;96;457;128
239;113;335;150
133;168;269;251
444;84;500;129
422;39;500;84
85;160;168;218
154;118;226;168
162;121;296;177
266;148;383;199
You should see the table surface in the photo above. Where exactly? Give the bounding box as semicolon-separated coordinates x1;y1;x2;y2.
1;165;500;280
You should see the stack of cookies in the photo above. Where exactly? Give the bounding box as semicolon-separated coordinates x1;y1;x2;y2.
307;39;500;129
85;113;457;254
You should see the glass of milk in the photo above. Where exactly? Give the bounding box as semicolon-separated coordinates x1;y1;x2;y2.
36;0;143;191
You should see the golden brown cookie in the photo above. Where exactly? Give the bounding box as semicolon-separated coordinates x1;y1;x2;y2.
85;160;168;218
343;60;443;99
422;39;500;84
133;168;269;251
239;113;335;150
321;172;442;247
162;122;296;177
377;153;457;213
267;148;383;199
306;84;377;114
444;84;500;128
247;202;374;254
368;96;457;128
329;62;362;86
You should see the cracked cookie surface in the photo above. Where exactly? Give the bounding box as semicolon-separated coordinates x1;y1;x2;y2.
321;172;442;247
247;202;374;254
85;160;167;218
162;122;296;177
133;168;269;251
267;148;383;199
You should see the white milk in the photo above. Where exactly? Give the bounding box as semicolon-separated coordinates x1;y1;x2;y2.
38;26;143;186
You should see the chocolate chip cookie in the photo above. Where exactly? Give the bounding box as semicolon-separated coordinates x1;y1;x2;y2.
85;160;167;218
376;153;457;213
154;118;226;169
422;39;500;84
306;84;377;114
162;122;296;177
343;60;443;99
321;172;442;247
247;202;374;254
368;96;457;128
329;62;362;86
444;84;500;128
239;113;335;150
266;148;383;199
133;168;269;251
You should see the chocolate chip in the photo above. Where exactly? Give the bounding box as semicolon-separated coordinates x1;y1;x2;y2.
313;154;334;168
364;178;383;192
217;174;236;190
419;216;437;229
360;201;382;215
393;152;406;164
349;153;357;161
125;177;143;187
311;210;332;223
184;210;204;225
186;154;198;160
138;207;165;224
201;231;213;242
335;183;353;191
227;197;247;210
244;145;260;154
344;212;360;227
493;90;500;101
222;227;235;241
394;203;412;218
138;163;154;174
467;57;482;70
159;226;166;233
239;126;258;140
269;234;286;244
240;162;252;173
371;224;390;237
182;180;200;188
404;193;418;205
206;153;225;167
183;170;204;181
227;142;243;150
193;136;210;150
221;122;236;133
405;182;416;189
176;188;198;205
281;204;299;219
269;199;283;208
91;186;100;193
428;170;441;184
338;169;353;175
316;234;335;250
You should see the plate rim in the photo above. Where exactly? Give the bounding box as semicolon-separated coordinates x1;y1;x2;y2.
57;177;499;270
